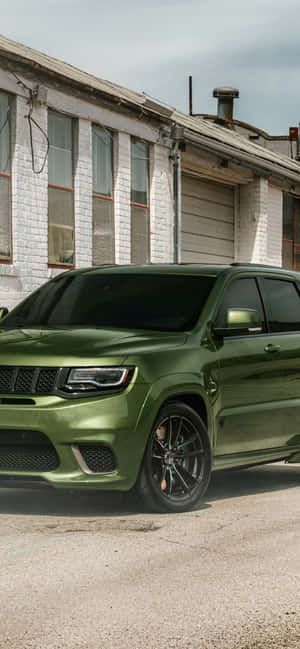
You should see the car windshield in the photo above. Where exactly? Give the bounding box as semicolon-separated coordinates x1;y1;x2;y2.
1;273;215;332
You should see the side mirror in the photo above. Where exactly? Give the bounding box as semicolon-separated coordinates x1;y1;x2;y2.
213;308;263;337
0;307;9;320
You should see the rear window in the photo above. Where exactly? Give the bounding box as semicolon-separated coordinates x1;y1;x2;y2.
2;273;216;332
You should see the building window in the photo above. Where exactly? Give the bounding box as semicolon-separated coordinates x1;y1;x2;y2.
0;91;11;261
131;139;149;263
282;193;300;270
48;111;74;266
92;126;114;264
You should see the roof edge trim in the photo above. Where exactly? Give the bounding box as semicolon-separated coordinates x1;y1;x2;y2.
185;133;300;185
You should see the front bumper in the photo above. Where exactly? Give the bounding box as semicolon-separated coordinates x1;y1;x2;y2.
0;383;150;491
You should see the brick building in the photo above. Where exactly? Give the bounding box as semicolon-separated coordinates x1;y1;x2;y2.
0;35;300;309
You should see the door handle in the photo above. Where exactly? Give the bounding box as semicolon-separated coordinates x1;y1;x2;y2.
264;343;281;353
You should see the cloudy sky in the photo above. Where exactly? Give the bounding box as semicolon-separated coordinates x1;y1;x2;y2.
1;0;300;134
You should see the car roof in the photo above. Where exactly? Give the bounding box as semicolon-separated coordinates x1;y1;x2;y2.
61;263;300;280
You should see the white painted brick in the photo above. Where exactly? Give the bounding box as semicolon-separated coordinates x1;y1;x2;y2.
267;185;282;266
236;178;283;266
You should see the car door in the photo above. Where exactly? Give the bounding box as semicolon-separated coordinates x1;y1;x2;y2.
213;274;300;459
257;275;300;451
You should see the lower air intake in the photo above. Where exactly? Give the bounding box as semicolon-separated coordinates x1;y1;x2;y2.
77;444;116;473
0;445;59;472
0;429;59;472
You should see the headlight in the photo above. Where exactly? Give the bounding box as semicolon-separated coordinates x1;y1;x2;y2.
63;367;134;395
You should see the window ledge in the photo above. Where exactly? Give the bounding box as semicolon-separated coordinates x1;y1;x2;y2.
48;267;70;279
0;264;20;277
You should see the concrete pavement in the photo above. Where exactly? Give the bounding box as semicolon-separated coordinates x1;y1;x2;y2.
0;462;299;649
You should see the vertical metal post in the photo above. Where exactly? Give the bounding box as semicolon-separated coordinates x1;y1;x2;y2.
297;123;300;160
189;76;193;116
172;144;181;264
173;148;179;263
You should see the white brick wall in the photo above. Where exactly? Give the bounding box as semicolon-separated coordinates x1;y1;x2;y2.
150;144;173;263
0;85;173;308
74;119;93;268
236;178;283;266
8;95;48;306
267;185;283;266
237;177;269;263
114;132;131;264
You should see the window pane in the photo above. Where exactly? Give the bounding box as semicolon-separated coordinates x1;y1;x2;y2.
48;187;73;264
0;92;10;174
92;127;112;197
131;140;148;205
0;176;10;258
92;197;114;265
215;278;265;334
131;205;149;263
283;193;293;240
48;112;73;188
282;240;293;269
294;246;300;271
48;111;72;150
264;279;300;332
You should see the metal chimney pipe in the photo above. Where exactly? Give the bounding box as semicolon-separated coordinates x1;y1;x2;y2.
213;87;239;121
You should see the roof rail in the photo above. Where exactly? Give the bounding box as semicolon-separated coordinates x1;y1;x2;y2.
231;262;283;269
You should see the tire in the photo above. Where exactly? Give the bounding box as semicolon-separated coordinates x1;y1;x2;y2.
137;401;211;513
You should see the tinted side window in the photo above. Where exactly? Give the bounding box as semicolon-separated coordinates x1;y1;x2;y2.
263;279;300;332
215;278;265;335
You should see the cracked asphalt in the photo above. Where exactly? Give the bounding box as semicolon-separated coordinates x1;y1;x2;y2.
0;462;299;649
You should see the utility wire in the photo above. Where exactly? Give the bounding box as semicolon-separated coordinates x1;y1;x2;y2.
27;112;50;174
11;71;50;174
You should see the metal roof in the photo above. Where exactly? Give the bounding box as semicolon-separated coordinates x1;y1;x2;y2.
173;110;300;179
1;33;300;180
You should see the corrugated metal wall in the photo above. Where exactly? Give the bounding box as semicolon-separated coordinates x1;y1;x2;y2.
181;174;235;264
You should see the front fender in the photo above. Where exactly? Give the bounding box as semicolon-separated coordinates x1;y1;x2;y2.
135;373;213;452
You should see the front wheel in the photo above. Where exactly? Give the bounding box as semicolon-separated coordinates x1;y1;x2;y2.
137;401;211;513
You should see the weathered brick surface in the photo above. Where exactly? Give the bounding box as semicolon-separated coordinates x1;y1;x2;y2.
237;178;269;263
267;185;282;266
150;144;173;263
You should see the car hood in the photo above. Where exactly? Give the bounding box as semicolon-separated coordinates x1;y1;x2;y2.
0;326;187;366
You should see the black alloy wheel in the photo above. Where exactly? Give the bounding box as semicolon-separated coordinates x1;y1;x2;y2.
138;401;211;513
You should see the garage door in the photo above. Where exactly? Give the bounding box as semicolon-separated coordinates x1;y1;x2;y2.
181;175;235;264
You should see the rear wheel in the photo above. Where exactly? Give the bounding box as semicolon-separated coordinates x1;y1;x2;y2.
137;401;211;513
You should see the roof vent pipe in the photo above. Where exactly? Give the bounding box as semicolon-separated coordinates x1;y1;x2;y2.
213;87;239;121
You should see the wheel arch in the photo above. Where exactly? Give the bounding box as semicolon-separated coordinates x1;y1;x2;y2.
163;392;208;428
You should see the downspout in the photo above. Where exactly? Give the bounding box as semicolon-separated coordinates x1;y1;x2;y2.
173;141;180;263
171;125;185;263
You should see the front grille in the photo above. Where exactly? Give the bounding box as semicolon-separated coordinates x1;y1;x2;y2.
0;366;59;395
77;444;116;473
15;368;35;393
36;369;58;394
0;368;13;392
0;429;59;472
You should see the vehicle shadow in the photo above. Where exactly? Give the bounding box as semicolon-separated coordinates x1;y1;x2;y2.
207;462;299;502
0;462;298;518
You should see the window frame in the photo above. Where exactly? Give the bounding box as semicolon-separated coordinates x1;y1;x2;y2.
92;124;115;265
130;137;150;263
0;90;12;264
258;276;300;334
48;109;75;269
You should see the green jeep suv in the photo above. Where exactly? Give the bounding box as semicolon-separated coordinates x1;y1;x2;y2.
0;263;299;512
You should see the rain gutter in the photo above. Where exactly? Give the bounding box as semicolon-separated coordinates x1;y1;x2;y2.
184;132;300;187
